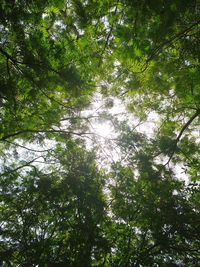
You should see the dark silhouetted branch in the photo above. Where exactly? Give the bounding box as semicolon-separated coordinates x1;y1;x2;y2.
165;109;200;165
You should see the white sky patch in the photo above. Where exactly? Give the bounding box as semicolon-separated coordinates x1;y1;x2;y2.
174;163;190;184
137;112;159;136
90;98;126;138
93;121;113;138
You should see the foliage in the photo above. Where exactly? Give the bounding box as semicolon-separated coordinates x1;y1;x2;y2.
0;1;200;266
0;142;108;266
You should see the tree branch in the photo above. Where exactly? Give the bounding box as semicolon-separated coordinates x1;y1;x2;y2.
99;2;119;62
147;19;200;63
0;128;93;141
4;140;53;153
165;109;200;165
0;156;41;177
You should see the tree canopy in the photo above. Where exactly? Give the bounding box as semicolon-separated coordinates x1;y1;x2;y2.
0;1;200;266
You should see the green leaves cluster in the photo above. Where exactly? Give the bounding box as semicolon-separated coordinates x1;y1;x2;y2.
0;142;108;266
0;1;200;266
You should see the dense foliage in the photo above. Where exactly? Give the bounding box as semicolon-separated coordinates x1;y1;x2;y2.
0;1;200;266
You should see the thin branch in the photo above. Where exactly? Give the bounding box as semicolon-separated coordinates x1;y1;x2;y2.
0;128;93;141
165;109;200;165
0;156;41;177
176;110;200;143
60;115;102;121
123;19;200;76
38;87;75;111
0;47;23;65
4;140;53;153
99;2;119;61
146;19;200;64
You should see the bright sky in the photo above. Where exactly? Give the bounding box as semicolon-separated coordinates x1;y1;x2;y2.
82;93;190;183
0;91;190;184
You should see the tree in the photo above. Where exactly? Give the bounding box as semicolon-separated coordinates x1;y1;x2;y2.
105;0;200;171
107;126;200;266
0;1;200;266
0;0;102;142
0;141;108;266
